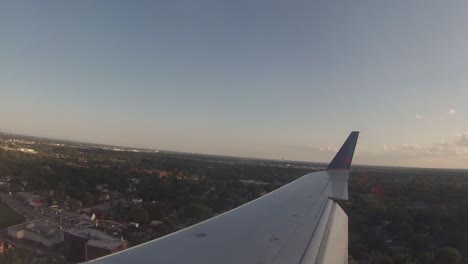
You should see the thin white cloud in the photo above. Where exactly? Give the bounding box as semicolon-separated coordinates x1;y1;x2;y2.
383;144;398;151
455;132;468;147
383;133;468;158
448;108;457;115
319;146;337;152
328;146;338;152
415;114;423;119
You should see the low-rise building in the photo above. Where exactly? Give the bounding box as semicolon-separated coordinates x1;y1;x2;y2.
16;192;42;209
150;220;163;227
97;191;111;202
131;198;143;204
8;219;64;247
64;228;127;262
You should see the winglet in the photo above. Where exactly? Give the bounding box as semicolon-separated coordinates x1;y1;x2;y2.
327;131;359;170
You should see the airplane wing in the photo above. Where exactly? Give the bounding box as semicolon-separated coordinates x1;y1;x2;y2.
90;131;359;264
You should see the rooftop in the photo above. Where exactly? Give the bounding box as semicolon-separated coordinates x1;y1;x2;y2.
67;228;124;250
9;219;62;239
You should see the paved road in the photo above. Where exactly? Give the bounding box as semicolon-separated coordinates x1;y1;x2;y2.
0;191;42;221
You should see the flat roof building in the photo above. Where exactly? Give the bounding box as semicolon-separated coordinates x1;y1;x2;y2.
64;228;127;262
8;219;63;247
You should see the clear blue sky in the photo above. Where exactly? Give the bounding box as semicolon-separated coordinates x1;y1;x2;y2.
1;1;468;168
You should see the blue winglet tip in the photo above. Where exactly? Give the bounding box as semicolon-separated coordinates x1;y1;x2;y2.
326;131;359;170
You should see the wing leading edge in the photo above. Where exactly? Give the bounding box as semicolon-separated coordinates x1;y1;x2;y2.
90;132;359;264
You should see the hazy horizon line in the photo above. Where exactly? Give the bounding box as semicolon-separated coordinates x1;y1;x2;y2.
2;130;467;172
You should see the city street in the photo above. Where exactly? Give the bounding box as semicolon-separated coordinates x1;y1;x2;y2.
0;191;42;221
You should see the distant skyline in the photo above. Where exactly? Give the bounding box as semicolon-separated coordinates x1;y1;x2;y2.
1;1;468;169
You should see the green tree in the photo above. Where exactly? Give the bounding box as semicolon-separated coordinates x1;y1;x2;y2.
184;202;213;220
0;250;26;264
393;253;413;264
417;252;434;263
129;207;150;224
81;192;95;207
434;247;462;264
375;255;393;264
